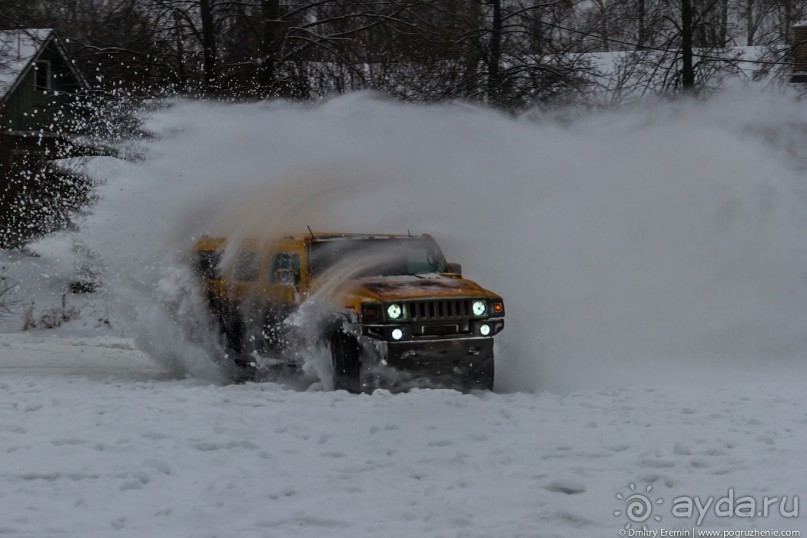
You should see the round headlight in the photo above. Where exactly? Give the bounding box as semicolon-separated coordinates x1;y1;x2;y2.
480;324;491;336
387;304;403;319
472;300;487;317
391;328;404;341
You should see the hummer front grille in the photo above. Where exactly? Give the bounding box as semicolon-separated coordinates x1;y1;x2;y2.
408;299;471;321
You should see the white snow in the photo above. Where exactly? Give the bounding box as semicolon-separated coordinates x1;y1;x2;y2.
0;333;804;536
1;90;807;535
68;90;807;393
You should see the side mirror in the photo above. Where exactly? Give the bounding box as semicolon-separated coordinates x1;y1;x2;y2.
446;262;462;275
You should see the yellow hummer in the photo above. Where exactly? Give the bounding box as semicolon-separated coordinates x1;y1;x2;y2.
192;232;505;392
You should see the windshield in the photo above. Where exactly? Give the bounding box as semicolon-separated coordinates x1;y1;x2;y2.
308;237;447;279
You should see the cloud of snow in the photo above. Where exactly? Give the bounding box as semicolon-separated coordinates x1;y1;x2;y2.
79;89;807;391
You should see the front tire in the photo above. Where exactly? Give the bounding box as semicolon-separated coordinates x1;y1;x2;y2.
330;328;362;393
466;351;495;391
218;309;258;381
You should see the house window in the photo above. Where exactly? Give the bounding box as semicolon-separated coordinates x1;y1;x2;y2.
34;60;51;91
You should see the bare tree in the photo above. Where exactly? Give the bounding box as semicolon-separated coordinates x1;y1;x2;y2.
0;269;21;321
6;0;807;107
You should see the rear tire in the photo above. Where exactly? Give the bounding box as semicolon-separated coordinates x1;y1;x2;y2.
330;328;362;393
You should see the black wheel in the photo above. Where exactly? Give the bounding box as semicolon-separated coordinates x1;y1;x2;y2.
218;310;258;380
218;310;244;355
260;308;294;353
466;352;495;391
330;328;362;393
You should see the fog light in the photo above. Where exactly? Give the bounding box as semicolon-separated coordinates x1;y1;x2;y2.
391;328;404;341
480;324;491;336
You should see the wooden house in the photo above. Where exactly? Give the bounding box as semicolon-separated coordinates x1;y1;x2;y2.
0;29;89;131
0;29;92;248
1;29;90;171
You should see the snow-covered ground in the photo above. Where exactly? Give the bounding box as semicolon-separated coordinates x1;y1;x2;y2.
0;332;805;537
2;89;807;536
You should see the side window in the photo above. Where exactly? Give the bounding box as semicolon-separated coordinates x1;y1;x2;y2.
269;252;300;285
233;252;259;281
194;250;222;280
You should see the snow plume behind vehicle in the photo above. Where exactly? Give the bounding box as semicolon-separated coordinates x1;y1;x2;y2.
79;91;807;391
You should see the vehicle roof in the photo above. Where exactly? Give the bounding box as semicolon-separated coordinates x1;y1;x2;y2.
296;232;431;242
194;232;431;249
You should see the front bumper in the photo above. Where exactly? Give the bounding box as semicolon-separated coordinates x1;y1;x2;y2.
384;337;494;373
361;318;504;342
357;318;502;374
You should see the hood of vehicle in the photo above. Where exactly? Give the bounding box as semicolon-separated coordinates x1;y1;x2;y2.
348;275;491;301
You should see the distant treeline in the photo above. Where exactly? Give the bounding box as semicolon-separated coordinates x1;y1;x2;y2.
1;0;804;108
